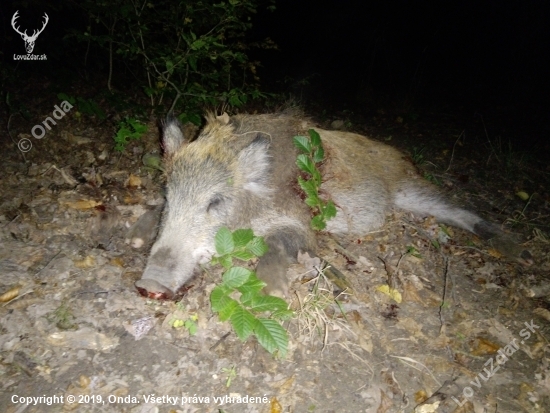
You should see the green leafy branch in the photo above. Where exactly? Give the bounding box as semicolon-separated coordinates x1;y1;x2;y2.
114;118;148;152
210;227;292;357
293;129;337;230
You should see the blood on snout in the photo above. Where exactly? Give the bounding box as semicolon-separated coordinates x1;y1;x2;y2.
136;287;172;300
136;284;194;301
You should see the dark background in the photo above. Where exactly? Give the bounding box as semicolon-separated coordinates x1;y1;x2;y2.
250;0;550;147
1;0;549;149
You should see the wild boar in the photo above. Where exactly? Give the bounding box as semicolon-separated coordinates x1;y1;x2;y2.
135;112;528;299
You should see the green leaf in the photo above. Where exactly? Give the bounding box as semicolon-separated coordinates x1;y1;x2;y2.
215;227;234;256
210;285;232;312
57;93;75;105
439;225;452;237
248;295;288;312
271;309;295;321
232;229;254;248
313;146;325;163
298;177;318;198
222;266;253;288
237;276;267;296
188;56;197;72
311;215;326;231
229;94;243;107
230;306;256;341
323;201;337;219
184;320;198;335
188;113;202;126
218;298;239;321
218;254;233;270
308;129;321;147
296;154;316;175
143;86;155;97
191;39;206;50
246;236;268;257
293;135;311;153
253;318;288;357
128;119;147;134
165;59;174;75
305;196;319;208
231;250;255;261
239;291;256;307
312;169;322;186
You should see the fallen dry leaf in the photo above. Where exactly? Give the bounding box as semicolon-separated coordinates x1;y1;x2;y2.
126;174;142;188
376;285;402;303
0;286;20;303
402;282;424;304
109;257;125;267
74;256;95;268
377;389;393;412
487;248;504;259
470;337;499;356
414;389;428;404
270;397;282;413
533;307;550;322
62;199;101;210
515;191;529;201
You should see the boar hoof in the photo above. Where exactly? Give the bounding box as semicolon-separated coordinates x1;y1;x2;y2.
519;249;534;266
135;279;174;300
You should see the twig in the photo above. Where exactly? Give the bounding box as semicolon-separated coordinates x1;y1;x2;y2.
475;113;500;165
445;130;464;172
390;355;441;386
438;254;450;335
209;332;231;351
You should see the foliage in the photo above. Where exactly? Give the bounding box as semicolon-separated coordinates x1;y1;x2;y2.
210;227;292;357
67;0;276;113
170;313;198;335
423;172;441;186
221;365;237;387
293;129;337;230
410;146;426;166
114;117;148;151
47;302;78;330
57;93;106;119
405;245;422;258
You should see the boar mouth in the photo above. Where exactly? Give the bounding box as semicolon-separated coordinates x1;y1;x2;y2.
135;278;175;300
135;263;199;300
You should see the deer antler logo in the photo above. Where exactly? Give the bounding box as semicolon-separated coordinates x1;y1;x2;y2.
11;11;49;54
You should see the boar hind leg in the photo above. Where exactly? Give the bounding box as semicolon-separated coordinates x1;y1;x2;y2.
256;229;314;298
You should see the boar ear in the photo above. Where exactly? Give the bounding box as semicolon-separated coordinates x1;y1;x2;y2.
162;117;188;156
237;133;272;196
216;112;230;125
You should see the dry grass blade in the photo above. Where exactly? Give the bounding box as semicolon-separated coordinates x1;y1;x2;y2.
389;355;441;386
292;265;354;351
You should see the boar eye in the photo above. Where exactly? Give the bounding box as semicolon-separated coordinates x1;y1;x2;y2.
207;196;224;213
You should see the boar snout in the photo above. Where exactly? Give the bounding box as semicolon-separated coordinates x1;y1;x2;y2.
136;245;192;299
135;276;175;300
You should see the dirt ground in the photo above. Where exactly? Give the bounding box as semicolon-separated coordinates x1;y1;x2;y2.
1;108;549;413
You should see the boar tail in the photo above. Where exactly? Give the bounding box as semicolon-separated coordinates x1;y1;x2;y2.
394;184;485;233
393;183;533;263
